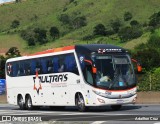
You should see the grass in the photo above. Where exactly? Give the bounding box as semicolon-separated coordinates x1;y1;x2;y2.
0;0;160;54
0;34;27;54
123;32;150;49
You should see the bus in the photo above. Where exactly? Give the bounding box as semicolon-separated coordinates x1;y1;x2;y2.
5;44;141;112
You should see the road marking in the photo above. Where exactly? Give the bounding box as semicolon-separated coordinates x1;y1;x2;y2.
91;121;107;124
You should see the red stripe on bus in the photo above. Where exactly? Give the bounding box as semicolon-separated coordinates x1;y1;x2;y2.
94;86;136;92
29;46;75;56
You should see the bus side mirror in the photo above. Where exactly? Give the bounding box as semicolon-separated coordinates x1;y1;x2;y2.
137;64;142;73
92;67;97;74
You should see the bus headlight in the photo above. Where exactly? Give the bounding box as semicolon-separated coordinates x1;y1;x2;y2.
92;90;111;98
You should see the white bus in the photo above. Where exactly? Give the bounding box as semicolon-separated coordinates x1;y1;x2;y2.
6;44;140;112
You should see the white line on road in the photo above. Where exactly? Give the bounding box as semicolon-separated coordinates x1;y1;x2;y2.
91;121;107;124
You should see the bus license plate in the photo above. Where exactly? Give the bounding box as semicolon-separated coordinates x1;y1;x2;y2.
116;100;124;103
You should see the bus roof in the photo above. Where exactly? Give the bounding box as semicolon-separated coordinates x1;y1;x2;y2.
75;44;127;54
30;44;127;56
6;44;127;62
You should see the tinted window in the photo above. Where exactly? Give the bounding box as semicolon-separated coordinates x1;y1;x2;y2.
6;53;79;77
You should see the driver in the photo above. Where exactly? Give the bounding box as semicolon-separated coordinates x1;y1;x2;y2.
97;71;111;82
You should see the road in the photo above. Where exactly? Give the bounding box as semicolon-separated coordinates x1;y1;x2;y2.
0;104;160;124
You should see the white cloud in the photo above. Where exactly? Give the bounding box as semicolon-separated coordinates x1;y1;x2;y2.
0;0;15;4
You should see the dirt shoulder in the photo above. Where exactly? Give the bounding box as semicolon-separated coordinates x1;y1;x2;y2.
0;92;160;104
136;92;160;104
0;94;7;103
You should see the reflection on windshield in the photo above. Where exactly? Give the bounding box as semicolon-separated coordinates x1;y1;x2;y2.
96;55;135;90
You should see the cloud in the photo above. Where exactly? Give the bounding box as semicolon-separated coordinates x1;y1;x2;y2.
0;0;15;4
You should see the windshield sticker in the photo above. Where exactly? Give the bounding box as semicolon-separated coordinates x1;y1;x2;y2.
79;56;84;63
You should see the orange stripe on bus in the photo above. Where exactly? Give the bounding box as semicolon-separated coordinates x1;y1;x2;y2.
29;46;75;56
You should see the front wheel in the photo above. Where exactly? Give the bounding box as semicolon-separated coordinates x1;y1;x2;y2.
111;105;122;111
76;93;86;112
25;95;33;110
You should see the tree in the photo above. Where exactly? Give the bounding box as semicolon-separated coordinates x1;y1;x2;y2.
149;11;160;27
49;26;60;39
15;0;21;3
11;20;20;28
34;28;48;44
110;19;121;33
130;20;139;27
28;38;36;46
118;26;143;42
59;14;70;25
72;16;87;29
93;24;106;36
124;12;132;21
133;48;160;70
5;47;21;57
0;55;6;79
148;34;160;48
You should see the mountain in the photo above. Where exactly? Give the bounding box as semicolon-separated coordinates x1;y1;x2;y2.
0;0;160;54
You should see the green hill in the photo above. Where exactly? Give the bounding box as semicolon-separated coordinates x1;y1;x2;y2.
0;0;160;54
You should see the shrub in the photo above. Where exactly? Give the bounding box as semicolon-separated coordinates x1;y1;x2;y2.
149;11;160;27
93;24;106;36
138;68;160;91
34;28;47;44
118;26;143;42
59;14;70;25
21;28;48;45
0;55;6;79
72;16;87;29
82;35;94;41
124;12;132;21
27;38;35;46
11;20;20;28
5;47;21;57
132;48;160;70
148;34;160;48
110;19;121;33
130;20;139;26
49;26;60;39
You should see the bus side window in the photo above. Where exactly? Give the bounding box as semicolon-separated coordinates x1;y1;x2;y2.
12;62;18;77
47;59;53;73
17;61;25;76
53;57;59;73
65;54;79;75
24;60;31;75
31;59;36;75
58;55;65;73
35;59;42;74
41;58;47;74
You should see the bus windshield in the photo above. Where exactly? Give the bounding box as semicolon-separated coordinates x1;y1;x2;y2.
95;55;135;90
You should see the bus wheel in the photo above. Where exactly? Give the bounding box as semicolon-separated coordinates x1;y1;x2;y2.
26;95;33;110
111;105;122;111
18;95;25;110
76;93;86;112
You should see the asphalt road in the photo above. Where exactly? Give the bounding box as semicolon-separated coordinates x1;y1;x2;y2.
0;104;160;124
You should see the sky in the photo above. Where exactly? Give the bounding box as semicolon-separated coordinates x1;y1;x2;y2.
0;0;15;4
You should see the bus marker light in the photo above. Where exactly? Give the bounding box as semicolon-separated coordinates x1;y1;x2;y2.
97;98;105;103
132;97;137;103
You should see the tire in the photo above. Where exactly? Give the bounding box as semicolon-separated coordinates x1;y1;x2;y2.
25;95;33;110
76;93;86;112
111;105;122;111
17;95;25;110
